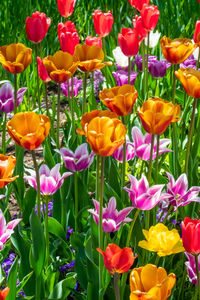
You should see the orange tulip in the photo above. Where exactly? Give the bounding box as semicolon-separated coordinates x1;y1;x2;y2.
99;84;138;116
77;110;126;156
0;155;18;189
7;112;50;150
73;44;111;72
175;68;200;98
130;264;176;300
43;50;77;83
160;36;197;64
0;287;10;300
0;43;32;74
137;98;181;135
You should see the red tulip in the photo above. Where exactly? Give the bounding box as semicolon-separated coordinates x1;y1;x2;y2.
118;28;140;57
194;20;200;44
182;217;200;255
57;0;76;18
85;36;102;48
140;4;160;31
93;10;113;37
25;11;51;44
37;57;51;82
58;21;79;55
97;244;136;275
128;0;150;11
133;15;148;41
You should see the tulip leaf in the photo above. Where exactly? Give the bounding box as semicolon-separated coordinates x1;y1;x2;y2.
22;187;37;225
48;217;67;241
48;272;76;299
43;139;55;169
7;257;18;300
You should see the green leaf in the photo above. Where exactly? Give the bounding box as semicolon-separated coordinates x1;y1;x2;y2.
16;271;34;295
22;188;36;225
48;217;66;241
48;272;76;299
7;258;18;300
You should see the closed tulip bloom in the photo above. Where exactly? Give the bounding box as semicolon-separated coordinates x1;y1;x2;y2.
149;59;171;78
130;264;176;300
112;138;135;162
128;0;150;11
160;36;197;64
58;21;79;55
57;0;76;18
112;46;129;68
175;68;200;98
194;20;200;44
137;98;181;135
0;287;10;300
7;111;50;150
0;43;32;74
112;70;138;86
144;30;161;48
85;36;102;48
118;28;140;57
0;154;18;188
97;243;136;275
37;57;51;82
43;51;77;83
132;15;148;42
182;217;200;254
99;84;138;116
140;4;160;32
139;223;184;256
93;10;113;37
73;44;111;73
25;11;51;44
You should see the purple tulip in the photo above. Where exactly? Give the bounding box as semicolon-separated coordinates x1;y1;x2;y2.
61;77;82;98
180;55;196;69
112;70;138;86
160;173;200;210
0;82;27;113
185;252;200;285
24;164;72;196
124;174;166;210
148;59;171;78
135;55;157;72
112;137;135;162
0;210;21;250
132;127;172;161
88;197;133;232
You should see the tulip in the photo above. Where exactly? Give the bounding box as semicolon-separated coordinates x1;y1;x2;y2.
128;0;150;11
139;223;185;256
124;174;166;210
57;20;76;35
37;57;51;82
58;21;79;55
0;287;10;300
97;243;136;275
148;59;171;78
175;68;200;98
93;10;113;37
0;154;18;188
140;4;160;32
24;164;72;196
77;110;127;156
25;11;51;44
0;209;21;249
160;36;197;64
55;143;95;172
0;82;27;113
194;20;200;44
180;55;196;69
99;84;138;116
85;36;102;48
118;28;140;57
57;0;76;18
144;30;161;48
112;138;135;162
185;252;200;285
112;46;129;67
137;98;181;135
7;111;50;150
135;54;157;72
43;51;77;83
130;264;176;300
112;70;138;86
88;197;133;232
73;44;111;73
61;77;82;98
132;15;147;42
0;43;32;74
182;217;200;254
132;126;172;161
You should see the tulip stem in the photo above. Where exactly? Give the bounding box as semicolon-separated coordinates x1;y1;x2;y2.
56;83;61;150
99;156;105;300
96;155;100;201
171;64;178;178
14;73;17;114
103;37;107;59
185;98;197;174
74;172;78;232
36;276;41;300
142;41;146;99
35;43;41;111
44;82;49;119
195;254;200;300
71;77;75;140
145;32;149;97
155;135;160;184
2;113;6;154
121;117;126;204
114;273;120;300
147;134;155;183
128;57;131;84
32;150;41;220
82;72;87;114
67;79;75;140
44;197;49;265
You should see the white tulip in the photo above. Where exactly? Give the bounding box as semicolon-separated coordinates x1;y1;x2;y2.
112;46;129;67
144;30;161;48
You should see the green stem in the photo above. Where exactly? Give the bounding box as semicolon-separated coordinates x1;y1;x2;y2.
154;255;160;266
56;83;61;149
32;150;41;219
96;155;100;201
35;43;41;110
71;77;75;140
185;98;197;174
2;113;6;154
197;48;200;69
36;276;41;300
121;117;126;204
82;72;87;114
195;254;200;300
74;172;78;232
172;64;177;104
114;273;120;300
98;156;105;300
147;134;155;183
142;41;146;99
171;64;178;178
14;73;17;114
155;135;160;184
128;57;131;85
139;161;145;178
145;32;149;98
103;37;107;59
45;198;49;265
44;82;50;120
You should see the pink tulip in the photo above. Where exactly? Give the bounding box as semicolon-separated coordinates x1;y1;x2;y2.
0;210;21;249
